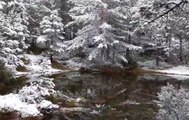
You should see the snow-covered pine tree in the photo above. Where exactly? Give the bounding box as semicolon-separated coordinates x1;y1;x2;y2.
0;0;28;71
40;8;65;60
107;0;143;63
22;0;54;47
2;0;30;49
156;84;189;120
135;0;189;64
65;0;142;67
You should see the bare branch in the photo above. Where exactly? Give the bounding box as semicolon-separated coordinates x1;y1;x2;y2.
148;0;188;24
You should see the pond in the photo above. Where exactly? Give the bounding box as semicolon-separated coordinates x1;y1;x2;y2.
45;72;189;120
1;72;189;120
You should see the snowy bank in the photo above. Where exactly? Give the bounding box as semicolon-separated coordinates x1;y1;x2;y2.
0;77;58;118
138;60;173;70
156;66;189;75
0;54;66;117
150;66;189;80
24;54;64;75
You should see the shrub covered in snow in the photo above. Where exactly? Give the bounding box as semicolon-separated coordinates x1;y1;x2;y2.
0;77;58;118
156;84;189;120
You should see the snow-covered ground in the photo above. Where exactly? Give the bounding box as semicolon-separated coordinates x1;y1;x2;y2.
0;54;65;118
138;60;173;70
66;58;87;70
156;66;189;75
24;54;64;76
153;66;189;80
140;60;189;80
0;78;58;118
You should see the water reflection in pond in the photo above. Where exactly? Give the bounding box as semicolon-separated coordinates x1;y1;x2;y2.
1;72;189;120
50;72;189;120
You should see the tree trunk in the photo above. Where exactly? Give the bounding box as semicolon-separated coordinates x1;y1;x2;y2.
50;53;53;63
126;34;132;59
156;56;159;66
179;39;183;62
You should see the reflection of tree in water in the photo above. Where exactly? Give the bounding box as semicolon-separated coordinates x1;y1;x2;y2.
53;73;189;120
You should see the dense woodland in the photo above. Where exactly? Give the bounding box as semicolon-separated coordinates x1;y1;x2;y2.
1;0;189;120
0;0;189;71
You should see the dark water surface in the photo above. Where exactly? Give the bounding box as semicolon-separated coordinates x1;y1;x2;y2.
48;72;189;120
1;72;189;120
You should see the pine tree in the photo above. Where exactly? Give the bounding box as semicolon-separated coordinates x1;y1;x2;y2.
40;8;65;61
65;0;142;67
0;0;28;70
2;0;30;49
135;0;189;64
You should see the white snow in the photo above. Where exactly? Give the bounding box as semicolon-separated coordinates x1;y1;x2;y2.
0;2;5;9
147;66;189;80
0;94;40;118
24;54;63;76
157;66;189;76
36;36;48;49
98;43;107;48
0;54;65;118
36;35;47;43
66;58;87;70
0;81;58;118
100;22;111;29
94;35;103;42
38;100;57;109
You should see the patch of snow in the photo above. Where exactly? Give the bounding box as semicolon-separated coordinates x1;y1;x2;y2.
164;74;189;81
23;54;63;76
98;43;107;48
0;54;66;117
139;60;173;69
37;35;47;43
60;107;90;113
157;66;189;76
142;65;189;80
0;94;40;118
113;40;119;44
36;36;48;49
120;100;140;105
94;34;103;42
66;58;87;70
0;77;58;118
100;22;111;29
38;100;58;109
0;1;6;9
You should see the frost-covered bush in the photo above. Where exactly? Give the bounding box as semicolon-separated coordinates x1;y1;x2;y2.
0;77;58;118
19;78;55;104
156;84;189;120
